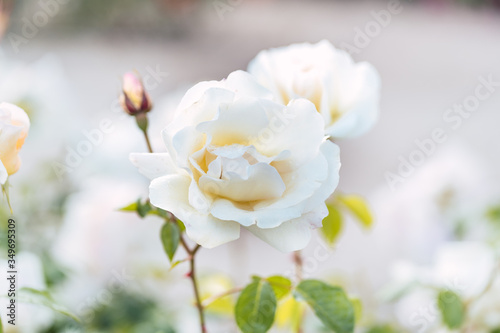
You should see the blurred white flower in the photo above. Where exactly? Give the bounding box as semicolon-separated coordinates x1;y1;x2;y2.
131;70;340;252
248;40;380;138
51;177;179;313
431;242;495;298
390;242;498;332
369;143;491;266
0;102;30;184
52;178;165;275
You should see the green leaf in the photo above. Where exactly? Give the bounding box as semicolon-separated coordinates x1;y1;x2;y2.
137;199;152;218
168;259;187;271
18;288;79;322
321;204;343;245
349;297;363;323
294;280;354;333
176;219;186;232
338;194;373;228
266;276;292;300
235;278;277;333
118;199;152;218
41;251;68;288
490;328;500;333
438;290;465;329
0;315;3;333
160;222;180;262
486;205;500;226
118;201;138;212
120;199;179;223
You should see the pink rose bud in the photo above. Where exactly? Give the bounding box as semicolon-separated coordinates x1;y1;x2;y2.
119;72;152;116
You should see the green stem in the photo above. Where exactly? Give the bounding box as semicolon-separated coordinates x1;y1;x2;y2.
2;181;13;215
136;112;152;153
293;250;303;282
293;250;304;332
142;129;153;153
140;115;204;331
189;246;206;333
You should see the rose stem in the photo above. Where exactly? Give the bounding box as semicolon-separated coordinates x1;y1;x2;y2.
187;243;207;333
293;250;303;281
167;213;207;333
141;131;206;332
293;250;304;333
174;216;207;332
2;184;13;215
142;129;153;153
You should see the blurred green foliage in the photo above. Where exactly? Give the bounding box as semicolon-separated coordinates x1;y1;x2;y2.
365;325;400;333
6;0;500;38
8;0;203;36
42;292;177;333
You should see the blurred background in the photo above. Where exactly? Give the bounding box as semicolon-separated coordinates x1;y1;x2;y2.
1;0;500;332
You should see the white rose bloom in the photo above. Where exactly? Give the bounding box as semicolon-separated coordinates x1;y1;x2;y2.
248;40;380;138
131;71;340;252
0;102;30;184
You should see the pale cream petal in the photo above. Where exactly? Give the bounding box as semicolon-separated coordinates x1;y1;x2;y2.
188;178;213;214
210;197;302;228
225;70;275;100
129;153;180;180
326;62;380;138
196;97;270;147
171;125;206;170
150;174;240;248
0;122;23;175
246;215;313;252
253;98;325;169
209;141;338;229
248;41;380;139
0;160;7;185
300;141;341;213
199;162;286;203
1;102;30;134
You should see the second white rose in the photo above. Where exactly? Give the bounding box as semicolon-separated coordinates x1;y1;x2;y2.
248;40;381;139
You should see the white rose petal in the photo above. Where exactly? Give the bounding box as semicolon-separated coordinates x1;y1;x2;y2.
248;40;380;139
0;161;7;185
129;152;180;180
150;174;240;248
